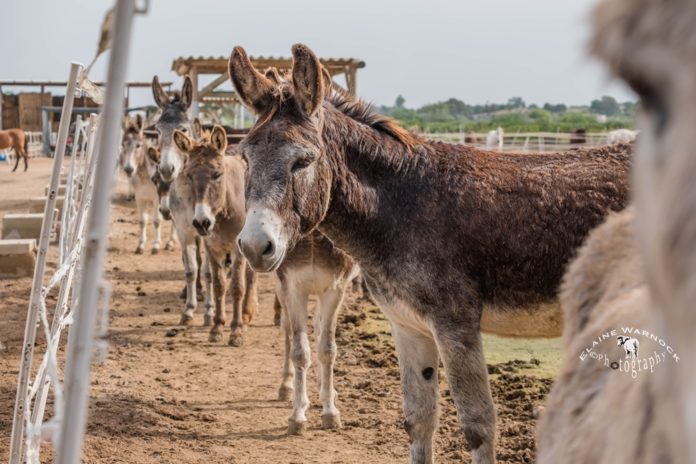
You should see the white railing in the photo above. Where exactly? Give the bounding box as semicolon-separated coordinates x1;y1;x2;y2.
425;131;616;152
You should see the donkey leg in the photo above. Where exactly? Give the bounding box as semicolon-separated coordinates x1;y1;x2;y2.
195;237;204;300
127;177;135;200
208;252;228;343
180;243;198;325
202;255;214;327
434;324;496;464
241;262;258;325
23;150;28;172
227;254;246;346
316;287;344;429
286;287;310;434
273;294;282;327
135;209;148;254
391;321;440;464
165;221;177;251
151;208;162;254
277;294;294;401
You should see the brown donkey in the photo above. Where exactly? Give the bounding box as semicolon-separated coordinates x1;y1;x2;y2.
1;128;28;172
174;126;258;345
230;45;631;463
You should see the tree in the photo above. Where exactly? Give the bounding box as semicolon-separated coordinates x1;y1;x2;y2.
589;96;620;116
395;94;405;109
543;103;567;113
507;96;526;109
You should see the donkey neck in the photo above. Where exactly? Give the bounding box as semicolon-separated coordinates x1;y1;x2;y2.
317;105;436;271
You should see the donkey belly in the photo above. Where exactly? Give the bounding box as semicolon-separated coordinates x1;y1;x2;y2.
480;301;562;338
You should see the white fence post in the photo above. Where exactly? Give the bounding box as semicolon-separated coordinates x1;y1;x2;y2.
56;0;137;462
8;61;82;464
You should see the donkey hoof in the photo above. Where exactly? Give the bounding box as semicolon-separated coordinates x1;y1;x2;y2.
321;413;342;430
203;315;213;327
287;419;306;435
179;314;194;326
165;242;175;251
228;334;243;347
208;332;223;343
151;247;160;255
135;246;144;255
278;385;293;402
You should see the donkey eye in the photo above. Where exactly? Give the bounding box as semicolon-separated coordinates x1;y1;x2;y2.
291;158;312;173
212;172;222;180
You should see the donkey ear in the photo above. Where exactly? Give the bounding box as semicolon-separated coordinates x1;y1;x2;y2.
229;46;276;114
192;118;203;139
210;125;228;154
291;44;325;116
264;67;282;85
321;67;334;94
135;114;144;132
147;146;160;163
152;75;169;109
173;130;193;153
181;76;193;110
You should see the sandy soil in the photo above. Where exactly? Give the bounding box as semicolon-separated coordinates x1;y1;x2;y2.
0;158;556;463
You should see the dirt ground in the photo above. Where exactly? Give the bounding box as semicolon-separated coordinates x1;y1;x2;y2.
0;158;560;463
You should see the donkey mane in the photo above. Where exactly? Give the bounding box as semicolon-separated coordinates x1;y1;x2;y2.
326;92;421;149
246;75;421;150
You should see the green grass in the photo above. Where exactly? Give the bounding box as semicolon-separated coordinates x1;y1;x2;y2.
482;334;564;378
351;301;564;379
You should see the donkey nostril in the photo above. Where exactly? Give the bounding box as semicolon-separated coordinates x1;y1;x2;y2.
262;241;274;257
192;219;200;229
202;219;211;230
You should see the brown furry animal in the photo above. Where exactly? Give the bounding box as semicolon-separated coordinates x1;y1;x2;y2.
537;0;696;462
229;44;631;463
0;128;28;172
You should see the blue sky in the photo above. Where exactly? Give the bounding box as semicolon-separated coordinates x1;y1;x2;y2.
1;0;633;108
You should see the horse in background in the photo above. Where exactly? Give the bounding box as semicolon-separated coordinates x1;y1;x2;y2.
485;126;504;150
0;128;28;172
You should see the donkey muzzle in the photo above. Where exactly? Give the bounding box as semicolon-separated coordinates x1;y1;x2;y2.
237;206;286;272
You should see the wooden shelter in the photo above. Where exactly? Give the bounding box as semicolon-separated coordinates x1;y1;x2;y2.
171;55;365;120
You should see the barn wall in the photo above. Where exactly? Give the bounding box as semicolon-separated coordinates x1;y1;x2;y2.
2;94;19;129
18;93;52;131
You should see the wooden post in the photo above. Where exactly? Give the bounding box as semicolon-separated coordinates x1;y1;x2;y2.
190;69;199;117
41;108;51;156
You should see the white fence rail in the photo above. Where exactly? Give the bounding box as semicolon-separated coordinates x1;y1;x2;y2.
8;1;141;462
425;131;618;152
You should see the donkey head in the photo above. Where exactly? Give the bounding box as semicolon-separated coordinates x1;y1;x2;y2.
120;114;145;178
229;44;332;272
175;126;228;236
152;75;194;182
147;146;174;220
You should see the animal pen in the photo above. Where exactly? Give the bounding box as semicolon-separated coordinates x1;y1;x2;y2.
7;1;143;462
